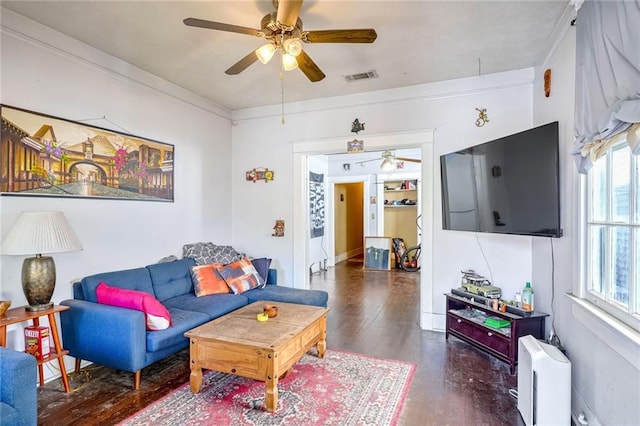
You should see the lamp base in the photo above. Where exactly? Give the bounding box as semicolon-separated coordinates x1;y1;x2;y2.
22;255;56;312
25;302;54;312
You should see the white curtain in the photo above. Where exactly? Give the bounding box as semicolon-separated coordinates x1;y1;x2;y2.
571;0;640;174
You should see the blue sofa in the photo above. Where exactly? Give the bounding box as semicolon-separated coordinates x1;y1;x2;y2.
60;257;328;389
0;347;37;426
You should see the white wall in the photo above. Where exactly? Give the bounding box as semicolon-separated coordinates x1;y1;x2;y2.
231;69;536;327
532;24;640;426
0;10;233;369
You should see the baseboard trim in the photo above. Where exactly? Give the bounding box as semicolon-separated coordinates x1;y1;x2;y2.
571;386;601;426
420;312;446;332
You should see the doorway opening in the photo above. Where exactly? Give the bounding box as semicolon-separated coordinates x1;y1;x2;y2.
333;181;365;265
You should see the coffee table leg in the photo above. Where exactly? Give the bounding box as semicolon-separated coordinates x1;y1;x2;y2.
190;366;203;393
266;354;278;412
317;338;326;358
189;340;203;393
266;376;279;412
317;315;327;358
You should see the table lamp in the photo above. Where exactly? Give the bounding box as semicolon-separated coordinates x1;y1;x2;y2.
1;211;82;311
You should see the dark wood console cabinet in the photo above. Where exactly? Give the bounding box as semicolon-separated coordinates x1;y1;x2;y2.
445;293;548;374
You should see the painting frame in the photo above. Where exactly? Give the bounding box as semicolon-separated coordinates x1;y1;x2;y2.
347;138;364;153
1;104;174;202
363;236;392;270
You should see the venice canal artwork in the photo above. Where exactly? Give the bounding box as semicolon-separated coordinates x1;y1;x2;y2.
1;105;174;201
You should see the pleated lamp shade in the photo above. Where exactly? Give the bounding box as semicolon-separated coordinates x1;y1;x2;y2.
1;211;83;255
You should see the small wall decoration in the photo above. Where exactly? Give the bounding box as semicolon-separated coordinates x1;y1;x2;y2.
1;104;174;201
351;118;365;134
544;68;552;97
272;219;285;237
347;118;366;153
475;107;490;127
245;167;274;183
347;139;364;153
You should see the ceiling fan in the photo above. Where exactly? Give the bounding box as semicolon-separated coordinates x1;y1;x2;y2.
183;0;377;82
357;150;422;170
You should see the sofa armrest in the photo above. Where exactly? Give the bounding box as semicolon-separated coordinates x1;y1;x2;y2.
266;268;277;286
0;347;37;425
60;299;148;373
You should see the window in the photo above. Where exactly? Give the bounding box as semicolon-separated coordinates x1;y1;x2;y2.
585;140;640;331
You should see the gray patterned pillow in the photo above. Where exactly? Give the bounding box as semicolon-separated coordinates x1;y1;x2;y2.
182;242;243;265
182;242;215;265
211;245;244;264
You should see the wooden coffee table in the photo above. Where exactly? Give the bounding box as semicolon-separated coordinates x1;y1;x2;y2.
184;301;329;412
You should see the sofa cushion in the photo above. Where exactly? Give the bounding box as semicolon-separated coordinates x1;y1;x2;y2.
244;286;329;308
0;403;18;425
81;267;154;303
96;282;171;330
190;263;230;297
146;307;210;352
0;347;37;425
162;293;249;320
147;258;195;302
218;258;263;294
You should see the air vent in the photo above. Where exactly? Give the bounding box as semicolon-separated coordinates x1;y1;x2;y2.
343;70;379;82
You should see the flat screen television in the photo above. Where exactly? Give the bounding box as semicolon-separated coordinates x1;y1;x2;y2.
440;121;561;238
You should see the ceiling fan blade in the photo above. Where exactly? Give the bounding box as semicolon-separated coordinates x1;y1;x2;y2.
225;51;259;75
276;0;303;28
304;29;378;44
396;157;421;163
297;51;326;82
183;18;261;37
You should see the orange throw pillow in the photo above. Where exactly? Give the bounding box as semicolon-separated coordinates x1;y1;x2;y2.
190;263;230;297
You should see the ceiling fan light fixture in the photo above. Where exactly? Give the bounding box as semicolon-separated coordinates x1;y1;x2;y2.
380;158;395;171
256;43;277;64
282;52;299;71
283;38;303;57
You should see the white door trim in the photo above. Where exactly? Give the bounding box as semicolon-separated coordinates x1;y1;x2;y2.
327;175;371;267
292;130;436;331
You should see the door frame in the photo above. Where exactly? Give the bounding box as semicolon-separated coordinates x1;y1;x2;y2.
292;129;436;330
327;176;371;267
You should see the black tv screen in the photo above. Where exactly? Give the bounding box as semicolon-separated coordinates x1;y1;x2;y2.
440;121;561;238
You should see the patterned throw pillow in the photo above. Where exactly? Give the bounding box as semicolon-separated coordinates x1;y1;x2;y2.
211;245;244;264
182;242;244;265
190;263;229;297
96;282;171;330
218;258;263;294
182;242;216;265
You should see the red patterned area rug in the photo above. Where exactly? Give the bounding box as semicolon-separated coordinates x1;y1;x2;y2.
119;350;415;426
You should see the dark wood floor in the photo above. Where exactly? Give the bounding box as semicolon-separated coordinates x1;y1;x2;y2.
37;258;524;425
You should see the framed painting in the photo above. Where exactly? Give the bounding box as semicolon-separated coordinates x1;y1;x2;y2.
363;236;392;270
0;104;174;201
347;139;364;153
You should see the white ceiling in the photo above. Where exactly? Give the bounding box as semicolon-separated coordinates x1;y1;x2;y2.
1;0;571;111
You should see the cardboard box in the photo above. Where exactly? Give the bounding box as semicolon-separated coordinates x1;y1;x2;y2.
24;325;50;361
